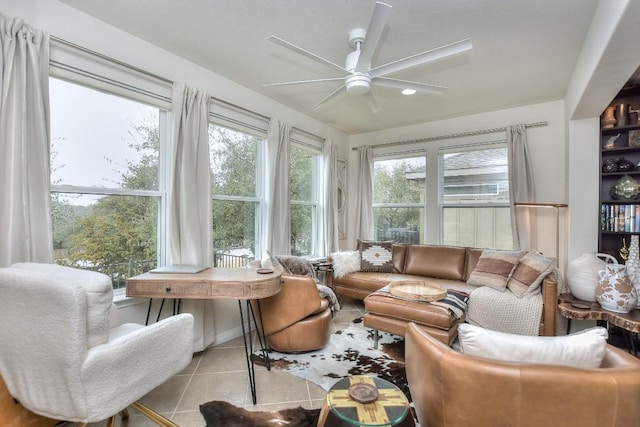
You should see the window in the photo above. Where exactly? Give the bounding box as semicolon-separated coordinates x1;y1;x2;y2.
373;156;426;244
209;124;262;266
372;144;512;250
49;77;165;289
290;145;320;256
441;147;512;249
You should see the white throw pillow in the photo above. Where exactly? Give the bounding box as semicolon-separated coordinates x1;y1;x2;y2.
331;250;361;279
457;323;608;369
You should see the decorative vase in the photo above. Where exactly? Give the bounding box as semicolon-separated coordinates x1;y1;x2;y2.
567;251;617;302
602;106;617;128
616;103;631;127
595;264;637;313
626;235;640;309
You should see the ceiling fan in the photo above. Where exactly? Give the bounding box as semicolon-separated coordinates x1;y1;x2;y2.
263;2;472;112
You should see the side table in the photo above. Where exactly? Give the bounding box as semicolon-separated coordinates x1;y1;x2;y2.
558;292;640;355
311;258;334;290
317;375;412;427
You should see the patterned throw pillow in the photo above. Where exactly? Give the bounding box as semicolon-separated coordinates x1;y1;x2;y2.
359;240;394;273
466;249;524;291
507;251;555;297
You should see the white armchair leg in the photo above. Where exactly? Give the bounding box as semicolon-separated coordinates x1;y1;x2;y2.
130;401;179;427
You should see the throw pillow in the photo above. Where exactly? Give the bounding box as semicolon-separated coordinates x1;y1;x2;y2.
331;250;361;279
358;240;394;272
466;249;524;291
458;323;608;369
507;250;555;297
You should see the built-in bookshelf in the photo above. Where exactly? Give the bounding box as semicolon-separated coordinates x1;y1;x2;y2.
599;87;640;261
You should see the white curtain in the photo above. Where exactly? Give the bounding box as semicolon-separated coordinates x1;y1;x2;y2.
0;14;53;267
169;82;213;351
322;138;340;255
508;124;536;250
354;145;373;245
265;118;291;255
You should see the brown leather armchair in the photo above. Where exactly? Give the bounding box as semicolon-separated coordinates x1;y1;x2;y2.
405;322;640;427
253;274;332;353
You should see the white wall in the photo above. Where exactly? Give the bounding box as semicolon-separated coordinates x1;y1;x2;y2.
347;100;567;263
2;0;349;345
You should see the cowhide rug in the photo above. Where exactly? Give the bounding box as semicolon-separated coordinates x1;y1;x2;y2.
201;320;415;427
200;399;417;427
251;318;409;399
200;400;320;427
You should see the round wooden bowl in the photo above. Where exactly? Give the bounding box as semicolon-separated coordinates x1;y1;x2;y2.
389;280;447;302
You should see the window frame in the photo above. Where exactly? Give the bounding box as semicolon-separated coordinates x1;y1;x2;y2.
48;40;172;296
372;153;427;244
289;142;322;258
371;139;512;248
208;122;266;261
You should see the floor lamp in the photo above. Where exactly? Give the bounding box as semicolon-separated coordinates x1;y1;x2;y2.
513;202;568;266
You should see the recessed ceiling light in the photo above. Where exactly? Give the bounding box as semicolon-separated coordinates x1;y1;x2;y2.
402;89;416;95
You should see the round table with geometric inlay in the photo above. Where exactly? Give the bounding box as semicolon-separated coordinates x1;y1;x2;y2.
317;375;411;427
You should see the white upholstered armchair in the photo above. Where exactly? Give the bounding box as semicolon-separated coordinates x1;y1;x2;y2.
0;263;194;426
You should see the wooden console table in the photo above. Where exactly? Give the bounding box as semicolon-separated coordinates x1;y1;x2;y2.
558;292;640;355
126;267;282;404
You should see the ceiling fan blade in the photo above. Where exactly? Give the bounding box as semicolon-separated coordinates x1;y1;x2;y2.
370;38;473;78
365;91;380;114
312;85;346;110
355;2;392;72
268;35;347;74
263;77;344;88
374;77;447;95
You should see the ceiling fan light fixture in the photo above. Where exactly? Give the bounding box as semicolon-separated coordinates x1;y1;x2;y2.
345;73;371;95
402;88;417;95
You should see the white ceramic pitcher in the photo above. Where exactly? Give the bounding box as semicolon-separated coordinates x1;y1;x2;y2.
596;263;638;313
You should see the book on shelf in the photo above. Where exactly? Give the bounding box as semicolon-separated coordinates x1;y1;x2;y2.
601;203;640;232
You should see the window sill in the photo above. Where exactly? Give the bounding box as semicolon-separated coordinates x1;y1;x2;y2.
113;288;146;308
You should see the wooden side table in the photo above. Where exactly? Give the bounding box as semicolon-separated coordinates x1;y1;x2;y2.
558;292;640;355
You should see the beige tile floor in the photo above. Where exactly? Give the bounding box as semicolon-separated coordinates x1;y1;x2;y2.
79;298;365;426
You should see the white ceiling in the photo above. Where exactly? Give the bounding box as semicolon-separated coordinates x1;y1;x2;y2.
58;0;600;135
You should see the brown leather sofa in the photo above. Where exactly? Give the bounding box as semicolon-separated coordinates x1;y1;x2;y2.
405;322;640;427
332;244;558;336
253;274;332;353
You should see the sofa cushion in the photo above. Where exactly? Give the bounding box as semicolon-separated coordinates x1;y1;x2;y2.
464;248;484;280
458;323;608;369
392;244;407;273
365;288;459;330
506;251;555;297
331;250;361;279
466;249;523;291
359;240;394;273
403;245;467;280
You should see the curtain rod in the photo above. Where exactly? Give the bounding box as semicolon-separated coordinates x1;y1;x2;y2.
351;121;548;151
